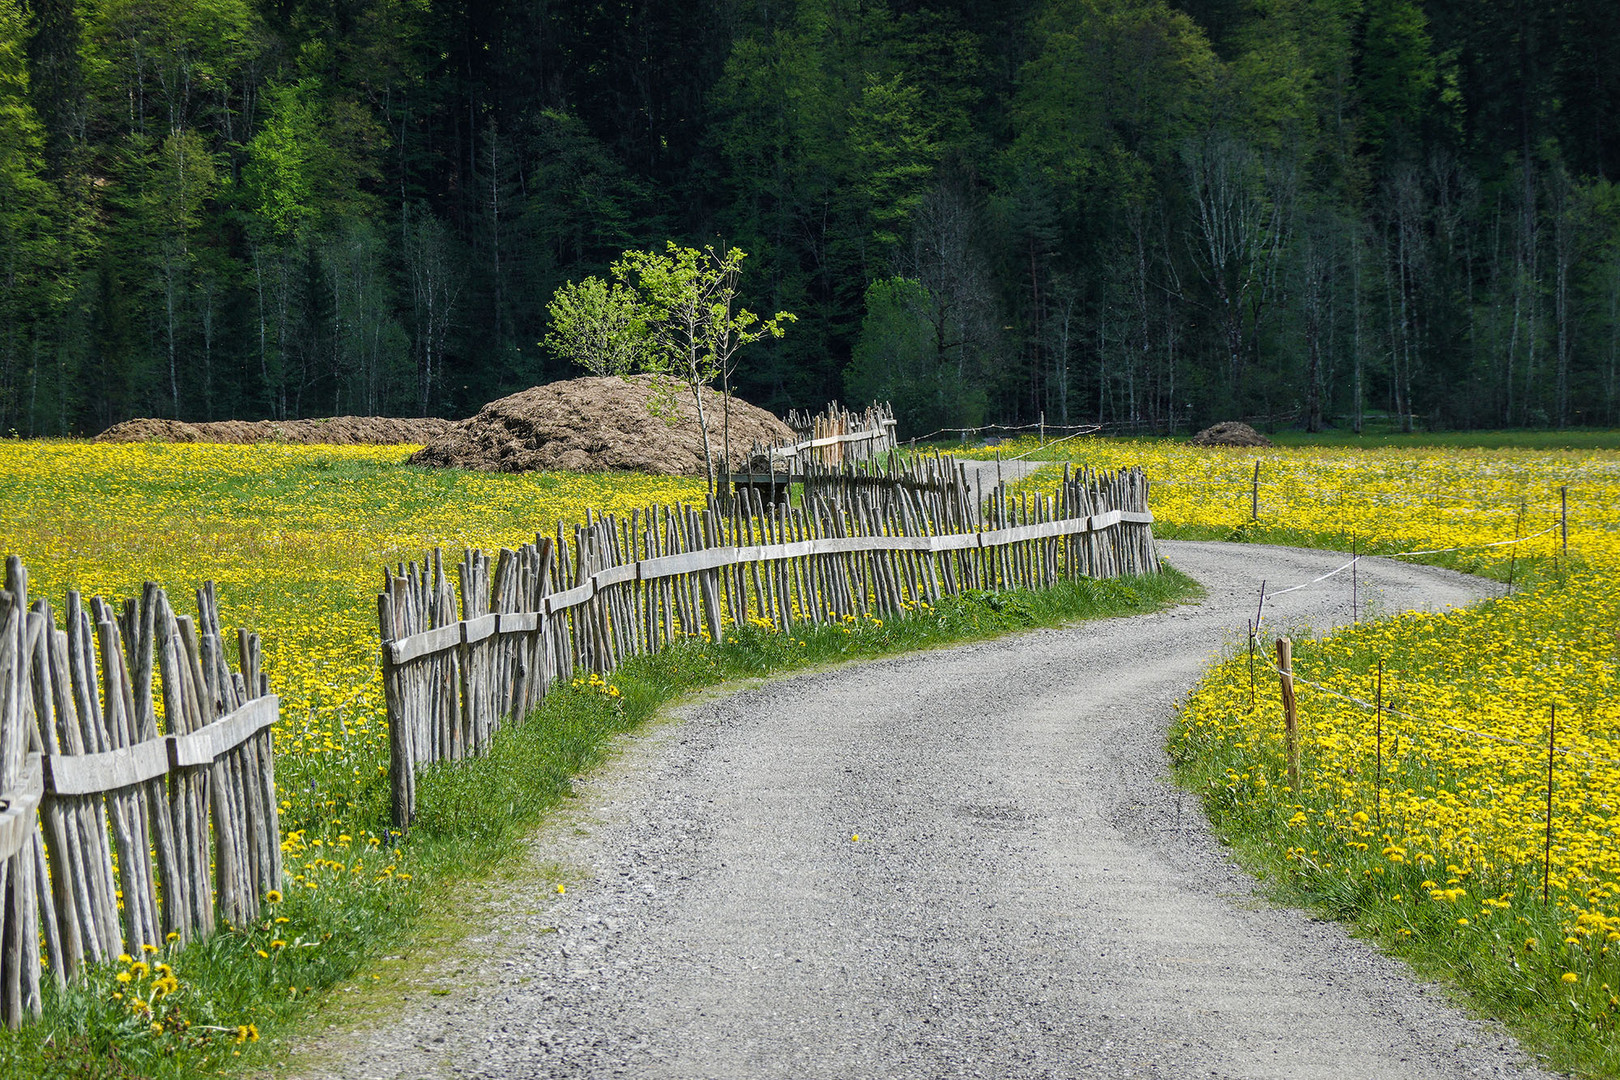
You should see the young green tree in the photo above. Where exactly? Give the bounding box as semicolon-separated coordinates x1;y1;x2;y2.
617;243;795;489
544;243;794;489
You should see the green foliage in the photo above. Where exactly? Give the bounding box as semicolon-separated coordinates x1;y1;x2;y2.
83;0;265;135
545;242;795;482
0;0;63;428
1010;0;1216;215
543;274;647;376
1358;0;1438;156
242;79;382;243
849;73;940;249
615;244;793;394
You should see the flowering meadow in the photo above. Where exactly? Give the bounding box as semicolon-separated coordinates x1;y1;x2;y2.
0;441;706;828
0;440;706;1073
1009;435;1620;1071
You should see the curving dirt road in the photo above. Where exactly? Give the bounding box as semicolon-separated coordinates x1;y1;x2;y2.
294;541;1560;1080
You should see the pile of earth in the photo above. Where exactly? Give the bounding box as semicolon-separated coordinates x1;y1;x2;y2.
96;416;455;445
1188;421;1273;448
411;374;795;475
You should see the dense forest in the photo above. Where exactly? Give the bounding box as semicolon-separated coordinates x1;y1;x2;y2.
1;0;1618;436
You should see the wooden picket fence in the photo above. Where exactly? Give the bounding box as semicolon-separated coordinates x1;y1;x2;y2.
774;401;898;466
0;557;280;1029
380;454;1159;825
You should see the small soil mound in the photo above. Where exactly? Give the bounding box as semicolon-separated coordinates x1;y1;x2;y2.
96;416;455;445
1188;421;1273;448
411;374;795;475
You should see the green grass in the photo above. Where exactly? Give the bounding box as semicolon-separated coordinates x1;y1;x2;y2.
0;568;1196;1079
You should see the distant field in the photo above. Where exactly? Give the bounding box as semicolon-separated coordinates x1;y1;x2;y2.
929;423;1620;451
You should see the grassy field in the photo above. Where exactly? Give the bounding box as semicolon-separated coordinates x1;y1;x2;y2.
992;434;1620;1077
7;433;1620;1076
0;439;1194;1077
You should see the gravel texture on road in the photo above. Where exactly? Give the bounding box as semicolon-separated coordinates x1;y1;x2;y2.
293;541;1562;1080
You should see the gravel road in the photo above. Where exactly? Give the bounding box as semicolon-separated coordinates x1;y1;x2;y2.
294;540;1561;1080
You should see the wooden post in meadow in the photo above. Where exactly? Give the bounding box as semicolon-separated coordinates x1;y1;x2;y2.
1560;486;1568;556
1351;534;1359;623
1251;460;1261;522
1276;638;1299;791
1508;497;1525;594
1246;620;1256;711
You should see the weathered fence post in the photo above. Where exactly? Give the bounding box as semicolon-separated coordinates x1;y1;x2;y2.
1276;638;1299;791
1560;485;1568;556
1374;660;1383;828
0;561;282;1026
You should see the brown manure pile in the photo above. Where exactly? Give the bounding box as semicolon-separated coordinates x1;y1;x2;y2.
411;374;795;475
1188;421;1274;448
96;416;455;445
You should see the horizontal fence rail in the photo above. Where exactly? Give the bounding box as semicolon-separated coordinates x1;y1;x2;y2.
0;559;280;1029
380;455;1159;825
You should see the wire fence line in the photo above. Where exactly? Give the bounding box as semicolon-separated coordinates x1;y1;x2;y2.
1263;663;1620;770
1249;521;1563;635
903;408;1308;444
377;452;1162;826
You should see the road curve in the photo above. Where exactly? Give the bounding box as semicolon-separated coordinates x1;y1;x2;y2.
295;541;1559;1080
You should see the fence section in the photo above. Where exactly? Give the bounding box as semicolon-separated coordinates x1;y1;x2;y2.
380;456;1159;825
773;402;898;466
0;559;280;1028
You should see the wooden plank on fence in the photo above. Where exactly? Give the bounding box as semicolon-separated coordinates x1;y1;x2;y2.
42;739;168;797
167;696;279;769
496;611;541;634
460;613;498;646
388;622;461;665
544;579;595;613
929;532;982;553
639;547;732;579
593;563;638;589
